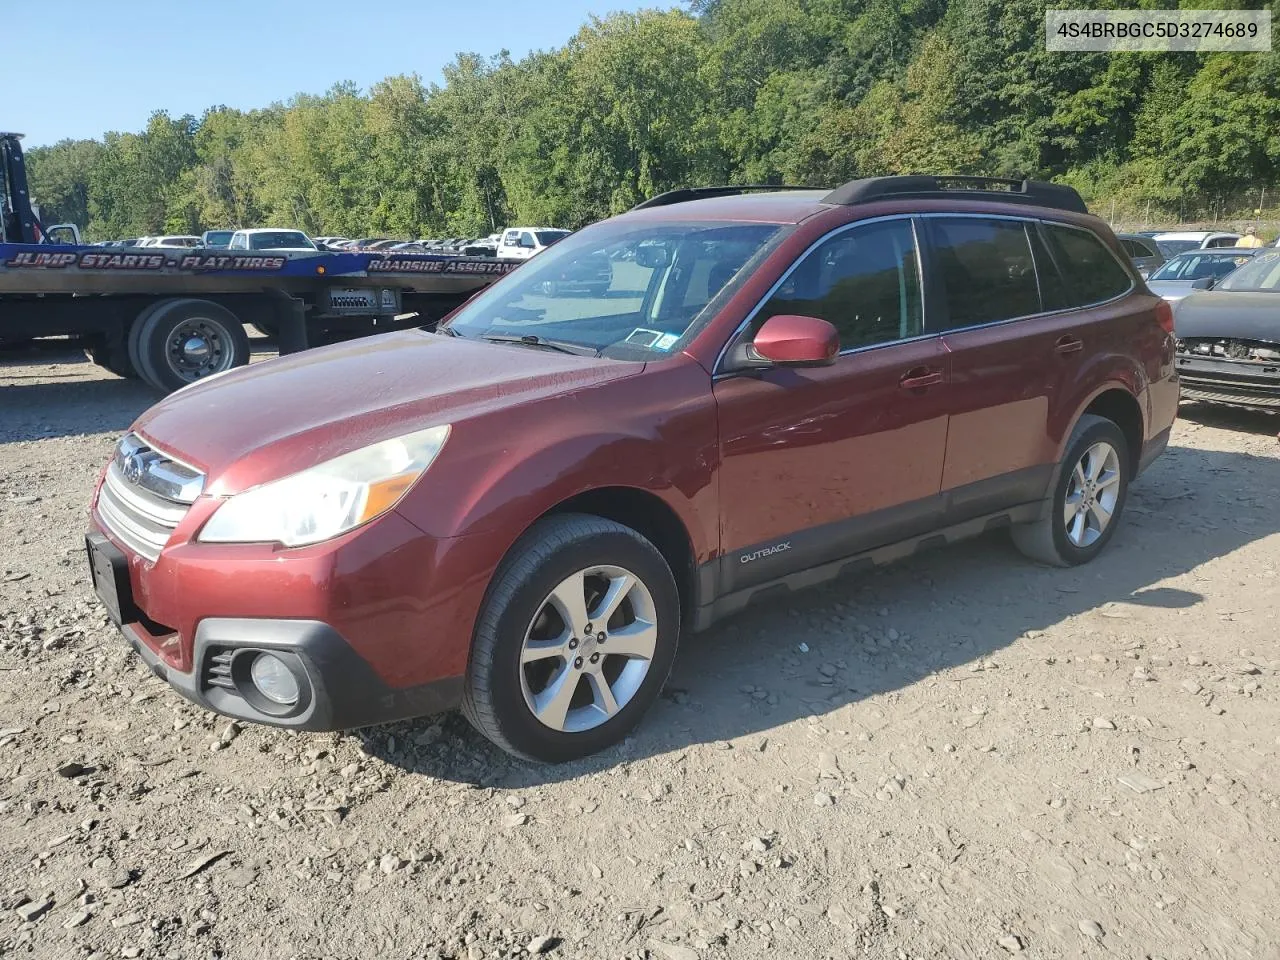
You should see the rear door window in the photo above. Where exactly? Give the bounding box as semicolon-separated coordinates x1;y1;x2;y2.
1040;224;1132;308
927;218;1041;328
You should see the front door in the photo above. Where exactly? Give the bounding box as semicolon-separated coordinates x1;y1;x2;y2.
713;217;950;595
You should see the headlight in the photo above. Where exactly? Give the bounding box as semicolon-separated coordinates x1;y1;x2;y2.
198;425;450;546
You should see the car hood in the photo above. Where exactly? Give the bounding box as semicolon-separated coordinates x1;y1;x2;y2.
1174;291;1280;342
1146;280;1196;301
133;330;641;494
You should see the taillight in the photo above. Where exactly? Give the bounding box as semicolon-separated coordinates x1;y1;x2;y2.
1155;300;1174;335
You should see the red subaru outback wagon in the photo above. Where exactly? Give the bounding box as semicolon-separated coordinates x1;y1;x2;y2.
87;177;1179;761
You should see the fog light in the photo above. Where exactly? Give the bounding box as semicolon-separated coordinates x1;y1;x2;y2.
250;653;300;705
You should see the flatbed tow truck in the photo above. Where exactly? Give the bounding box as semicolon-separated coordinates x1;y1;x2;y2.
1;131;517;392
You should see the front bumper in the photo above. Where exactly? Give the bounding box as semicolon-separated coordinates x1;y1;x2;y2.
85;497;502;730
121;615;462;731
1177;354;1280;409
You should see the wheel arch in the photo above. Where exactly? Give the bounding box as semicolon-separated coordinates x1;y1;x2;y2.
1078;387;1145;478
538;486;699;627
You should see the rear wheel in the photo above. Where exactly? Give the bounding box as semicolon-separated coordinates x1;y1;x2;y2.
1011;414;1130;566
461;514;680;762
129;299;250;392
84;336;139;379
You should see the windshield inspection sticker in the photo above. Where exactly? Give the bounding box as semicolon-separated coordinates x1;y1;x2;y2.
654;333;680;351
624;328;664;348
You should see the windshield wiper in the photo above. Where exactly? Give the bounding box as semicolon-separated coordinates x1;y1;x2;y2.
479;333;598;357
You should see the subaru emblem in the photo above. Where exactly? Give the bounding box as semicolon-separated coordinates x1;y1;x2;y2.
122;453;146;485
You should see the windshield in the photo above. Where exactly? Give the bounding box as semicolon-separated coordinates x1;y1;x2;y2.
1149;252;1253;282
1155;239;1202;257
1216;250;1280;291
535;230;570;246
443;221;785;360
249;231;314;250
204;231;233;245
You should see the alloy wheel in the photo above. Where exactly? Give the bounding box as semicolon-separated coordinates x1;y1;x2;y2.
1063;440;1121;548
519;565;658;733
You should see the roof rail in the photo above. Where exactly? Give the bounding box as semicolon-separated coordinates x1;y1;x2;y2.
632;184;822;211
823;176;1088;214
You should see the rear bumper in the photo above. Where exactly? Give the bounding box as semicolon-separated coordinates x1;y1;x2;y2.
1177;355;1280;409
122;616;462;731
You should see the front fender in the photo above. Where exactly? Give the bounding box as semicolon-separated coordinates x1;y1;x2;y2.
394;357;720;565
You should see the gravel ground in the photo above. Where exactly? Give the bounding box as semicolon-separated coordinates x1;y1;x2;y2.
2;340;1279;960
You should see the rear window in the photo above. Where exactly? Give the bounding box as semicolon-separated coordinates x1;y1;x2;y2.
1040;224;1132;308
1120;237;1158;258
248;231;312;250
927;218;1040;328
1150;253;1253;282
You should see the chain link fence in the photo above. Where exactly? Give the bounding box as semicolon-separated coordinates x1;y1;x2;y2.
1098;186;1280;239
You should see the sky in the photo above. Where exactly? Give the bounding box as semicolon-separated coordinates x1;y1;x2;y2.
11;0;665;147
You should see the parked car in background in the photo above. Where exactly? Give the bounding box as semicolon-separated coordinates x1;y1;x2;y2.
227;229;317;252
1116;234;1165;278
138;235;202;248
1175;249;1280;410
87;176;1176;762
313;236;349;248
537;251;613;296
498;227;572;260
1145;248;1260;303
201;230;235;248
1152;231;1242;257
389;241;427;253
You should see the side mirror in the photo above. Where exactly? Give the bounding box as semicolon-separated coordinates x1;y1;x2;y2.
726;314;839;370
1190;276;1214;290
45;223;82;245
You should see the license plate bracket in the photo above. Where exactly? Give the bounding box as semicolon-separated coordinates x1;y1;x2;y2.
86;533;137;626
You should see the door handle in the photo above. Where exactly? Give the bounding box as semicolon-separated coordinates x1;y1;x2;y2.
899;367;944;390
1055;335;1084;355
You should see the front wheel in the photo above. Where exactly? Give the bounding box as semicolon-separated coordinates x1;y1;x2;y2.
1011;414;1130;566
461;514;680;762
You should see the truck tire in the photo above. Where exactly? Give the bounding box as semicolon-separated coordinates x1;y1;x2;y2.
84;337;140;380
129;298;250;393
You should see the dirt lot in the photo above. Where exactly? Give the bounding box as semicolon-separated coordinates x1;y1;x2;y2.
1;340;1278;960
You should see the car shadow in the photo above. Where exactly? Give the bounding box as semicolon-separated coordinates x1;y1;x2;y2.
1;340;160;442
355;439;1280;785
1177;400;1279;436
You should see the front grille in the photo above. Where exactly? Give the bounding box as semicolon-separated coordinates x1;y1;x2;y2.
95;434;204;562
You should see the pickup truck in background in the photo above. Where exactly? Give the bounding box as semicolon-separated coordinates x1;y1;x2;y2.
0;131;517;392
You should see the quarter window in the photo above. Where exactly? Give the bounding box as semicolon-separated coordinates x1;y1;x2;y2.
755;219;923;351
1041;224;1132;308
928;218;1040;329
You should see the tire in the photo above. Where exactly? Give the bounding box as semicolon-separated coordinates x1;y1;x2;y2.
129;299;250;393
1011;414;1131;567
461;513;681;762
84;336;140;379
126;298;177;389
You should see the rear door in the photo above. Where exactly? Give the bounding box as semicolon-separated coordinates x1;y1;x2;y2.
929;217;1135;520
713;217;950;594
